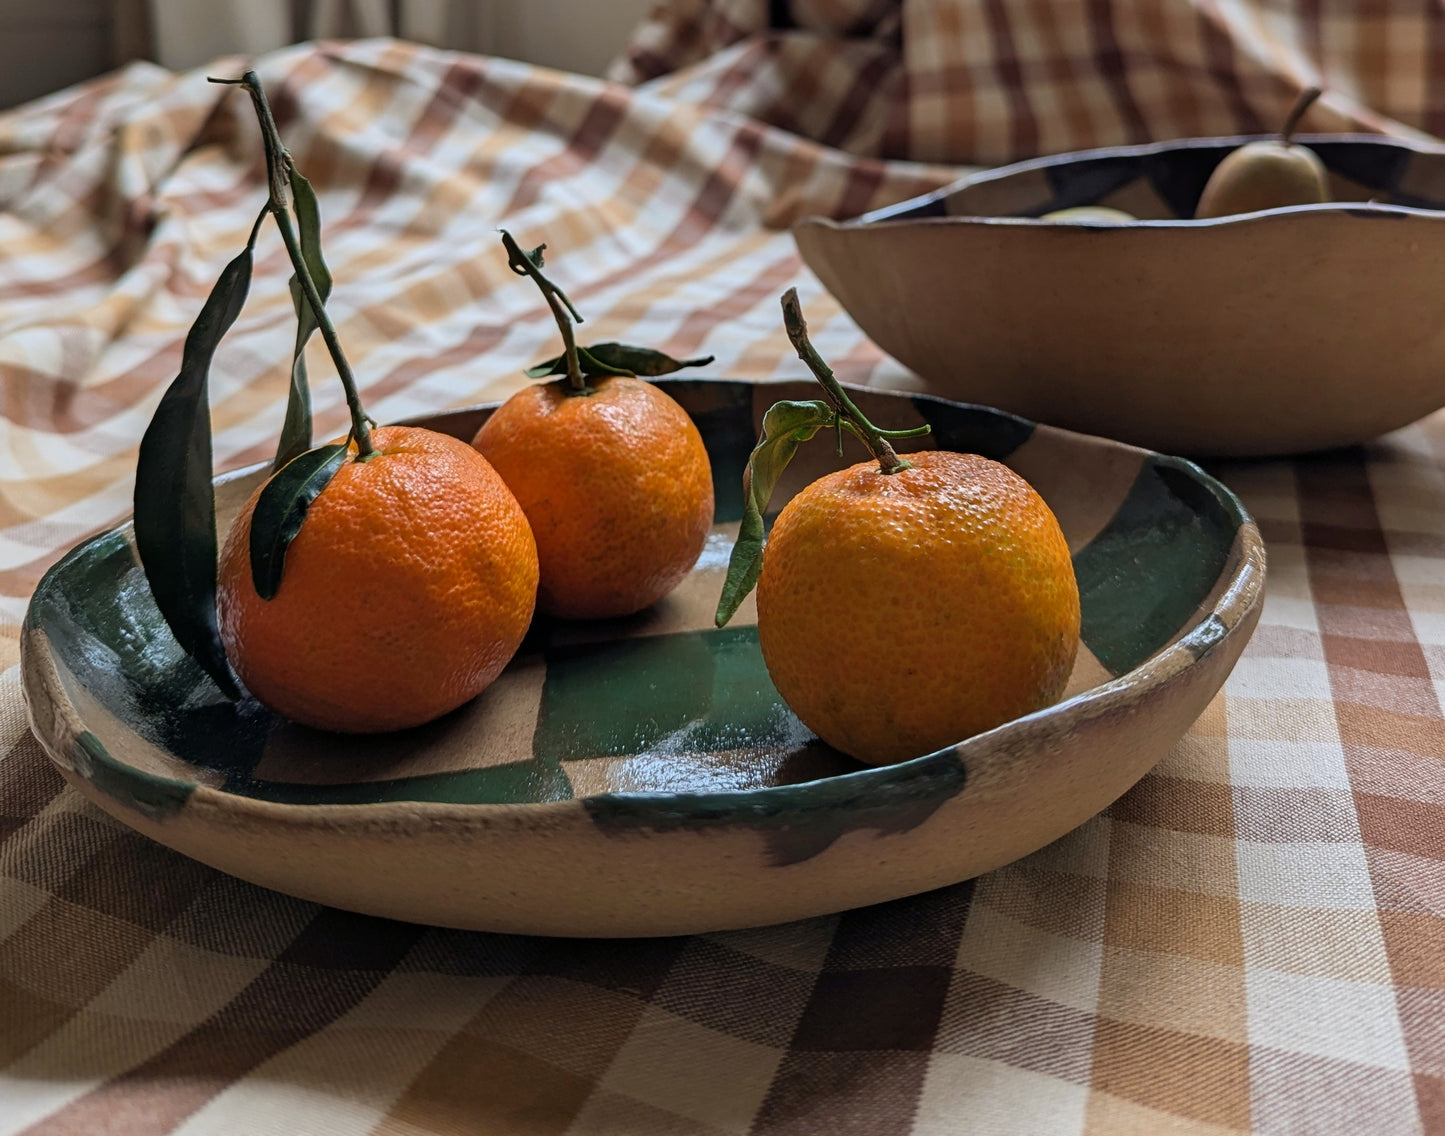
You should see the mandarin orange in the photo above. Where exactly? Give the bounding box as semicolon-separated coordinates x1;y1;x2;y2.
217;425;538;733
756;449;1080;765
472;376;713;620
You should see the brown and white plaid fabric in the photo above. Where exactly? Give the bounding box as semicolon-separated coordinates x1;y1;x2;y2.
1;9;1443;1134
613;0;1445;162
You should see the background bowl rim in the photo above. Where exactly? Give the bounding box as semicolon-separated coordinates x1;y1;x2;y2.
841;131;1445;226
806;201;1445;229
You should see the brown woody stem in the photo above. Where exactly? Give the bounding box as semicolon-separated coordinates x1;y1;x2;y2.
211;71;375;458
500;230;590;394
780;288;916;475
1281;86;1322;144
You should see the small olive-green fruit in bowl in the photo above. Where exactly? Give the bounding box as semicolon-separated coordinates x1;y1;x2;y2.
794;131;1445;457
1195;87;1328;218
1040;206;1137;222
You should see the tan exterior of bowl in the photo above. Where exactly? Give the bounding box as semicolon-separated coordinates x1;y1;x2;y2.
21;527;1263;938
19;387;1265;937
26;565;1257;937
795;208;1445;457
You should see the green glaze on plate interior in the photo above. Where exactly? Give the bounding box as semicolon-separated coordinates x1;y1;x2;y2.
21;379;1265;936
794;134;1445;457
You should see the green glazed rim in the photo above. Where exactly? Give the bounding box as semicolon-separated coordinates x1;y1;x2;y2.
22;378;1265;858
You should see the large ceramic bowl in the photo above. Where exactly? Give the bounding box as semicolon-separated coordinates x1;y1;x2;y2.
795;134;1445;457
21;380;1264;937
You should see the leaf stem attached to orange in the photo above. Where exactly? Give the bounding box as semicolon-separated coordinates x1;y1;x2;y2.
780;287;918;476
714;291;931;627
500;230;591;395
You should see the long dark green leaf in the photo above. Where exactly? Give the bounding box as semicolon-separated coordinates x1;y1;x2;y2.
715;400;836;627
274;167;332;469
134;248;253;699
583;342;715;377
524;345;629;379
278;275;314;464
524;342;714;380
249;442;349;600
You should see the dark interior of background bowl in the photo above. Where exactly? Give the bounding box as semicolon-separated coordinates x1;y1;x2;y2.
27;380;1247;810
860;134;1445;221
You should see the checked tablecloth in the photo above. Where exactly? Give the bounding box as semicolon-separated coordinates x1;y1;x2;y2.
3;7;1445;1134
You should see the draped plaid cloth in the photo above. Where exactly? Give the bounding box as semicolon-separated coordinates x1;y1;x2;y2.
1;6;1443;1133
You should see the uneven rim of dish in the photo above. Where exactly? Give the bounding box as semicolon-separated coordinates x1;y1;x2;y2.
848;132;1445;227
24;390;1267;833
837;203;1445;227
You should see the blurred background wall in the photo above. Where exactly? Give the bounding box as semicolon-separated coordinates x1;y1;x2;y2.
0;0;656;108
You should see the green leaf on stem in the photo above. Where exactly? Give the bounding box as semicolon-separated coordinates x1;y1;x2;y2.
524;342;715;380
523;346;628;379
715;399;837;628
583;342;715;376
248;442;349;600
134;247;254;699
275;167;332;470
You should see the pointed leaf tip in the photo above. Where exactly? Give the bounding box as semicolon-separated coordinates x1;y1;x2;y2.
134;246;255;700
524;342;715;381
715;399;836;627
583;343;715;377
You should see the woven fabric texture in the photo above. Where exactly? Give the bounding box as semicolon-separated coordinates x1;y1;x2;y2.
2;11;1444;1134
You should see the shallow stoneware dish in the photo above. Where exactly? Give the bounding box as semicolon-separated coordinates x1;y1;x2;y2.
21;379;1264;937
795;134;1445;457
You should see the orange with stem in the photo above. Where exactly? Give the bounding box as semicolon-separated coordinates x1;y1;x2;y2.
195;74;539;732
473;233;713;620
217;427;537;733
718;290;1080;764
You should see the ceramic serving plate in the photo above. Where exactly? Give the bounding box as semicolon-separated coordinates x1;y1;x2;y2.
21;379;1264;937
795;134;1445;457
